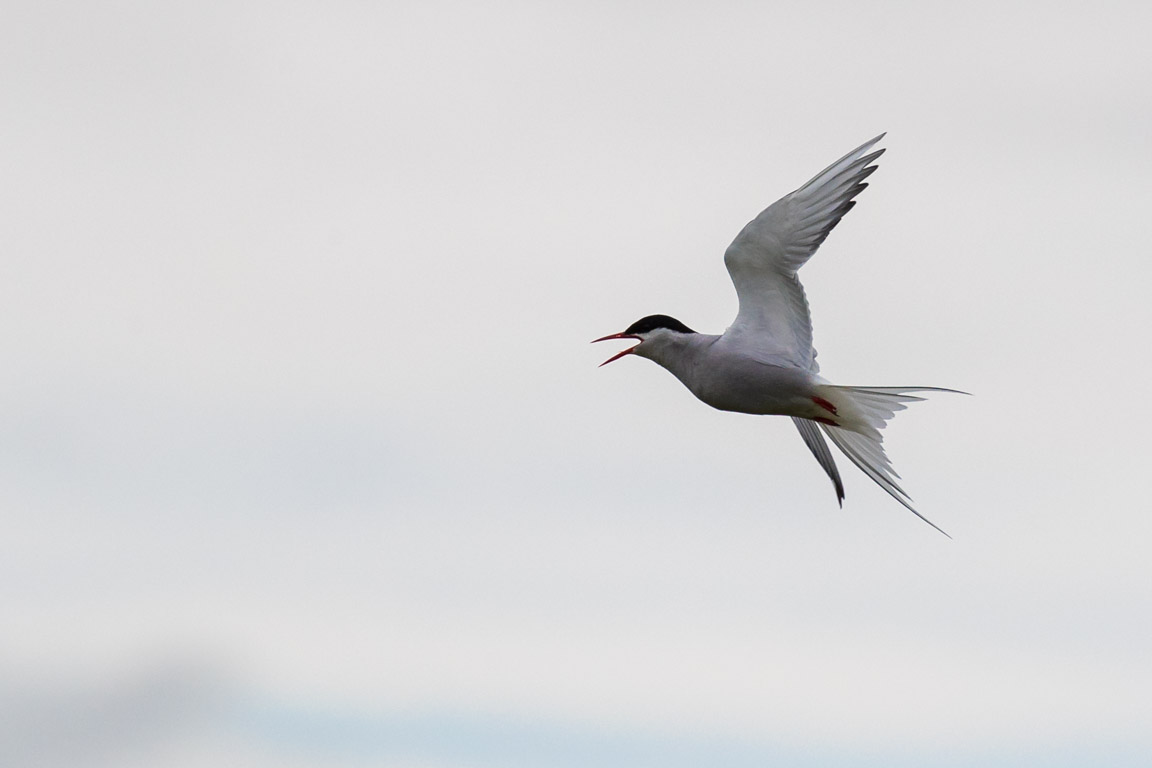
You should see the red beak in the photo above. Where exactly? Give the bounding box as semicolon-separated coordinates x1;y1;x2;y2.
591;332;641;367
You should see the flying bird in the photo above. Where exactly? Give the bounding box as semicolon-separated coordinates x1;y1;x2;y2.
593;134;961;536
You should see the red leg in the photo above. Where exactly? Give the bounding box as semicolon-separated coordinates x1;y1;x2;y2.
813;395;838;415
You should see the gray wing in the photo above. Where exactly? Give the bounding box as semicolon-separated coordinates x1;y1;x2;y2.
722;134;886;371
792;417;844;506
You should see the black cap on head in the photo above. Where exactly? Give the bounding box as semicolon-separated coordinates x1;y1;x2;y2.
623;314;696;335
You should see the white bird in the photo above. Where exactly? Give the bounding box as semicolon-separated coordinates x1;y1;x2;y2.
593;134;961;536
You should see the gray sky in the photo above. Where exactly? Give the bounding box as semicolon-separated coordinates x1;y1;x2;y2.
3;1;1152;765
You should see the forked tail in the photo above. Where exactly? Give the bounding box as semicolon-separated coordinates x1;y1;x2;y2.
809;385;965;537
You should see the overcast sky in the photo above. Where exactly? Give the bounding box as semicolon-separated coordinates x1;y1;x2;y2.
3;1;1152;766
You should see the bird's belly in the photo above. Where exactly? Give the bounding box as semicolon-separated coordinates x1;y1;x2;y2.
684;359;815;416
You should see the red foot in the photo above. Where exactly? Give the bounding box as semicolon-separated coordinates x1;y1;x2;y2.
813;396;838;415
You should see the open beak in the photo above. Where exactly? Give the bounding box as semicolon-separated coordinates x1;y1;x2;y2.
591;332;641;367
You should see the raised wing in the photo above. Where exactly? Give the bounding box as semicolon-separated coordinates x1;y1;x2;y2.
722;134;886;371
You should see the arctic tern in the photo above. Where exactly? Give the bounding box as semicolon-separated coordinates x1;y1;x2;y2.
593;134;960;536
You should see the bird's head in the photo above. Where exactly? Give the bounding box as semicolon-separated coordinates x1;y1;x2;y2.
592;314;698;366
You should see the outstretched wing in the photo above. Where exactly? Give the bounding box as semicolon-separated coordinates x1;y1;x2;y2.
722;134;886;371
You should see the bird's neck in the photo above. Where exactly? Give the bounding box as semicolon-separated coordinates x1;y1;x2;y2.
642;333;719;382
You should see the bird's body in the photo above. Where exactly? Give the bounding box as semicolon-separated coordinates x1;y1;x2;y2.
636;331;819;417
594;135;961;536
